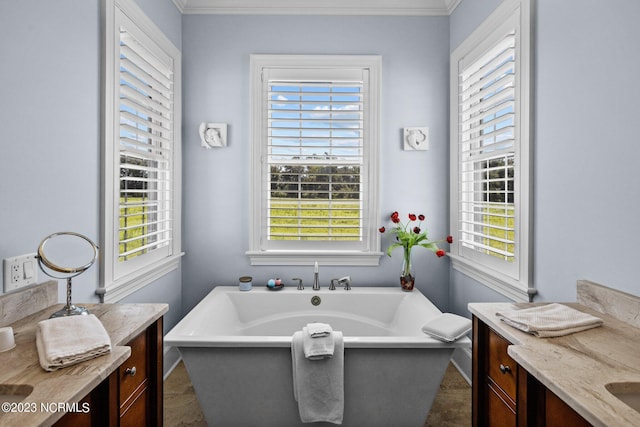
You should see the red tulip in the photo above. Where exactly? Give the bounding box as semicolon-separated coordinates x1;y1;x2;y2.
418;214;425;221
408;213;417;221
413;227;421;234
379;227;386;233
447;235;453;244
436;249;446;257
391;212;400;223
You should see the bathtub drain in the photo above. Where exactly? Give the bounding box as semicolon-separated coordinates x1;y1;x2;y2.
310;296;321;306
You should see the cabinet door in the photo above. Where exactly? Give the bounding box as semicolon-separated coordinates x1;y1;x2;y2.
545;388;591;427
53;370;117;427
53;392;92;427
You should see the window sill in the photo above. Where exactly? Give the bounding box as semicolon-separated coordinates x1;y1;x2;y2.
96;252;184;303
246;250;383;266
449;254;536;302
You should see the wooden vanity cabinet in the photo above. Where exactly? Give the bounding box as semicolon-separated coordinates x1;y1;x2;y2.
473;316;519;426
473;316;591;427
55;317;163;427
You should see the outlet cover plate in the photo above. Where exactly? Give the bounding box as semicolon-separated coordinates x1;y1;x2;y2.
3;253;38;293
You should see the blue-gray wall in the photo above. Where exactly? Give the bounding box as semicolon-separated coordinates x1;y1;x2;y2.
2;0;639;335
180;14;452;312
0;0;183;333
449;0;640;317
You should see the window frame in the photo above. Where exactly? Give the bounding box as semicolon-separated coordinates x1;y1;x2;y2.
99;0;183;302
449;0;535;301
247;55;382;266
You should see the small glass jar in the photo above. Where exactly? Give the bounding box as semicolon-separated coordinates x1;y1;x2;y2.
239;276;252;291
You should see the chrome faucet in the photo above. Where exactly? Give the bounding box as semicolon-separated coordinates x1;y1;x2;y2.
329;278;338;291
338;276;351;290
292;278;304;290
312;261;320;291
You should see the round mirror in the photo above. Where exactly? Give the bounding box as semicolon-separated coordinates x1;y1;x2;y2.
37;232;98;317
38;232;98;278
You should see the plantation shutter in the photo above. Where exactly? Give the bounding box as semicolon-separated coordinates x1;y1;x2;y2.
458;32;516;265
264;68;366;245
117;18;174;262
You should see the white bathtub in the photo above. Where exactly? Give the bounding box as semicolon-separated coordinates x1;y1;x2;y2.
165;286;470;426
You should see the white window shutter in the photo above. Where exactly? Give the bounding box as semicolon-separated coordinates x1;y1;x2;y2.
118;24;174;262
450;0;535;301
100;0;182;301
458;32;516;264
266;78;365;242
248;55;382;265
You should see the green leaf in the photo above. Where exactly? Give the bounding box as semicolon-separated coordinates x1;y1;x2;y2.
386;243;402;257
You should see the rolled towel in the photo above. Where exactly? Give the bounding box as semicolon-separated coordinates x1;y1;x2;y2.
305;322;333;338
36;314;112;371
302;326;334;360
421;313;472;342
496;303;603;338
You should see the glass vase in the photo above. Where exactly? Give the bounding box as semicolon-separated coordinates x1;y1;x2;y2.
400;246;415;291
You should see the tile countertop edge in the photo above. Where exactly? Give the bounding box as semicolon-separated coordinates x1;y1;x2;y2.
468;302;640;427
0;302;168;427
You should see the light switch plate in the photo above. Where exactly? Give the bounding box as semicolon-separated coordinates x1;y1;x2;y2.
3;253;38;293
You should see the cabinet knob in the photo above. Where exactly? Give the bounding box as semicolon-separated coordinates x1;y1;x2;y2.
125;366;137;377
499;364;511;374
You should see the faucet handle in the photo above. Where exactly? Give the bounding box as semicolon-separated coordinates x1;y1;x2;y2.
292;278;304;290
338;276;351;290
329;279;338;291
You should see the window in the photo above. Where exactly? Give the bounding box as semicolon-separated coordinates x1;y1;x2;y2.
248;55;381;265
99;0;182;302
450;0;535;301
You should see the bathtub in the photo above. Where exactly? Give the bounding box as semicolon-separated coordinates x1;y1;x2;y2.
165;286;470;426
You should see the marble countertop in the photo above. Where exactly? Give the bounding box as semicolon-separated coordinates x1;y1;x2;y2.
469;302;640;427
0;302;167;427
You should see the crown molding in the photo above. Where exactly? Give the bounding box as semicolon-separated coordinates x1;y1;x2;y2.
172;0;461;16
171;0;187;13
445;0;463;14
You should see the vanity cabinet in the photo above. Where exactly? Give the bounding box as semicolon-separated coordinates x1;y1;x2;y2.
473;316;591;427
54;317;163;427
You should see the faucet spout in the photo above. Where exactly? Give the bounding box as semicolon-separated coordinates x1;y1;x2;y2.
312;261;320;291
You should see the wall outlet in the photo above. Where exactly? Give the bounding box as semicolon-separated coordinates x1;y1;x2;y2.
3;253;38;293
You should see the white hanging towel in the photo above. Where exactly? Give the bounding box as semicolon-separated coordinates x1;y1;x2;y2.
291;330;344;424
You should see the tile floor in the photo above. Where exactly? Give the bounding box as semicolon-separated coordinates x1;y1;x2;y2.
163;361;471;426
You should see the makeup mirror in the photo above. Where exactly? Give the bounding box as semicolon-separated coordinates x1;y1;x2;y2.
37;232;98;318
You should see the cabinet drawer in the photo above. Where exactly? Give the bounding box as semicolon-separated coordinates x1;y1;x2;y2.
488;383;516;427
487;328;516;400
120;331;148;405
120;386;149;427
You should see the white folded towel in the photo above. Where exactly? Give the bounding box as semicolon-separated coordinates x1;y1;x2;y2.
292;330;344;424
421;313;472;342
495;303;603;338
302;326;334;360
306;322;333;338
36;314;112;371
